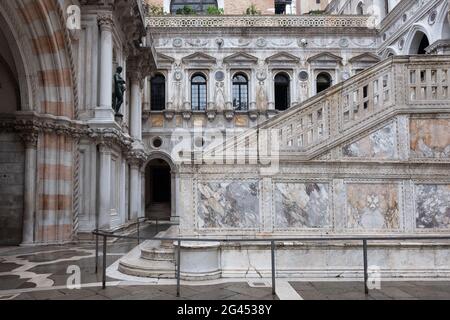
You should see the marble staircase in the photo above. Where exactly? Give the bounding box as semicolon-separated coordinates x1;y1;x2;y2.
118;226;178;278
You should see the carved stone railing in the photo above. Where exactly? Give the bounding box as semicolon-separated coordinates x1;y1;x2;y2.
262;55;450;157
146;15;369;28
202;55;450;161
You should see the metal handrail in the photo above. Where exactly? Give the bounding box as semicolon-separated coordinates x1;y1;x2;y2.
92;229;450;297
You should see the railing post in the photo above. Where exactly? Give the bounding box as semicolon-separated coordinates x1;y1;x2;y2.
156;218;159;234
363;239;369;295
137;219;140;245
177;239;181;297
102;234;107;289
95;230;99;274
271;240;276;296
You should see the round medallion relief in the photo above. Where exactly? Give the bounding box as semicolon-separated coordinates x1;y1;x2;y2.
215;71;225;82
299;71;309;81
429;10;437;25
173;38;183;48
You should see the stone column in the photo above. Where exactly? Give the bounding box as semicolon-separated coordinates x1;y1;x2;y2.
129;161;140;221
143;77;150;112
96;14;115;121
21;132;38;244
129;73;143;142
98;143;112;229
171;172;176;220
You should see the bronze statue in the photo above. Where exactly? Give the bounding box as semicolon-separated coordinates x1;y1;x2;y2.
113;66;126;115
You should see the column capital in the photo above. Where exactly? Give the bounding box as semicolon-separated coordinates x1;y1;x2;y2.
19;131;38;149
98;142;113;154
126;149;146;168
97;13;114;31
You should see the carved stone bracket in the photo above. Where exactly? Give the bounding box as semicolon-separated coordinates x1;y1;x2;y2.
224;110;234;121
163;110;176;120
248;110;259;121
206;110;217;121
182;111;192;120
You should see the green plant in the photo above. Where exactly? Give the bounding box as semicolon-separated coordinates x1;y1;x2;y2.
147;4;164;16
245;4;261;15
206;5;224;15
176;5;197;15
308;10;325;15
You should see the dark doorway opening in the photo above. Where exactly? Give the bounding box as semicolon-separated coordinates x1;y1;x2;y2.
274;73;290;111
145;159;171;220
409;32;430;55
417;34;430;55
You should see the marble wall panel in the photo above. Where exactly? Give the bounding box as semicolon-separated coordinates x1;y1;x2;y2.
416;184;450;229
274;182;330;229
342;122;397;159
410;119;450;159
197;180;260;229
346;183;400;230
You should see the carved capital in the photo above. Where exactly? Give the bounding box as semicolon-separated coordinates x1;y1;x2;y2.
19;131;39;149
97;14;114;31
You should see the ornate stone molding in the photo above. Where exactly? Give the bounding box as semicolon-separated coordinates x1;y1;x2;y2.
0;112;89;139
146;16;370;29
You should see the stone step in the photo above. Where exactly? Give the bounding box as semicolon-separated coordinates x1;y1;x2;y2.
141;246;174;261
118;256;176;279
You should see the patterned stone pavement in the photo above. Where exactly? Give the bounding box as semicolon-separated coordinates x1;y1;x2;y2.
0;224;450;300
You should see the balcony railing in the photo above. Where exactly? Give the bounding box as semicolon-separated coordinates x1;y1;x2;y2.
146;15;370;28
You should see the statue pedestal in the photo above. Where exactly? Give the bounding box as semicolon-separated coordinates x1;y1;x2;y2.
93;107;115;123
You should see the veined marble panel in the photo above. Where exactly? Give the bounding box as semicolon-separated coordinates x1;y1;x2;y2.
197;181;259;229
346;183;400;230
410;119;450;159
342;122;397;159
274;182;330;229
416;184;450;230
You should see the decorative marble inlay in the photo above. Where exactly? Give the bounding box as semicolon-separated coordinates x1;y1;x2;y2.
150;115;164;127
197;181;259;229
274;183;330;229
410;119;450;159
346;183;400;230
343;122;397;159
416;184;450;229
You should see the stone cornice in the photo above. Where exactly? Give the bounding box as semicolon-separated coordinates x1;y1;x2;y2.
0;112;139;154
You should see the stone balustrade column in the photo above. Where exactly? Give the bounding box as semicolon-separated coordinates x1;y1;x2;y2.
96;14;115;121
98;143;112;229
20;132;38;244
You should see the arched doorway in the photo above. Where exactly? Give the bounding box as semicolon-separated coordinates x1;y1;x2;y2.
316;72;332;93
409;31;430;54
274;73;290;111
0;23;24;245
145;159;172;220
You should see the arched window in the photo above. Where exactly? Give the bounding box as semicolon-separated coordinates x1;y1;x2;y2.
232;73;248;111
150;74;166;111
356;2;364;15
274;73;290;111
316;72;332;94
191;73;207;111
